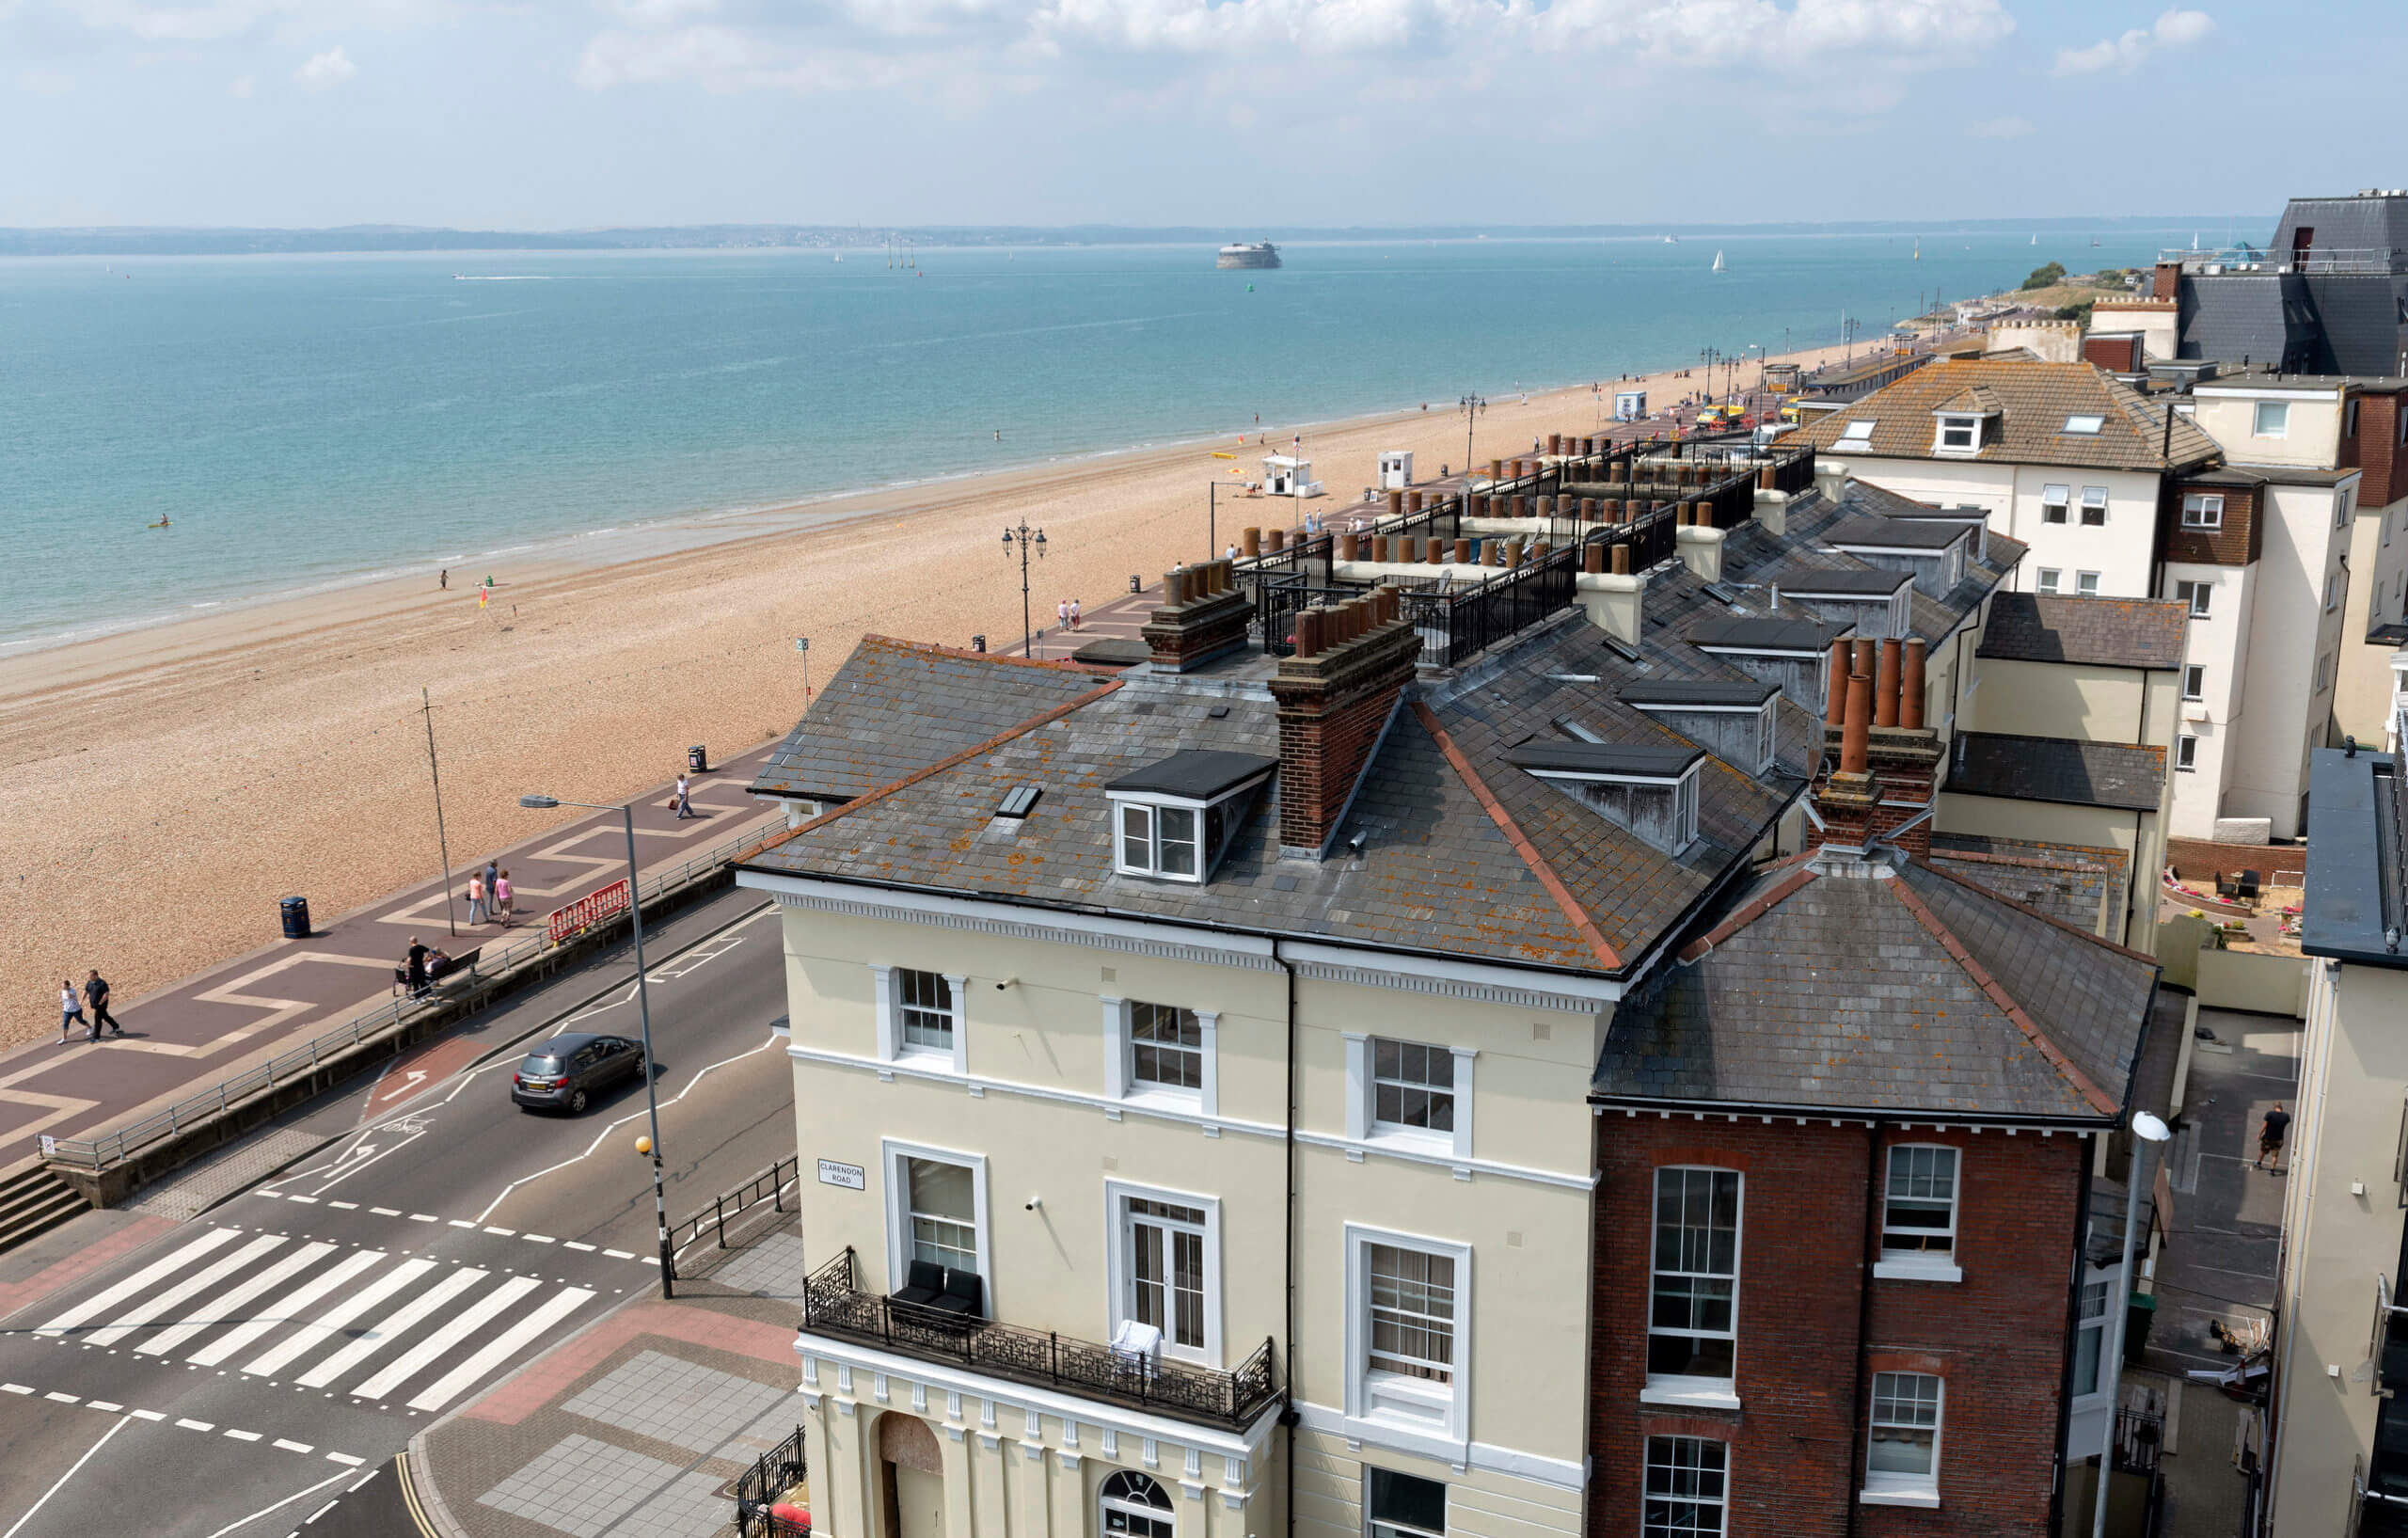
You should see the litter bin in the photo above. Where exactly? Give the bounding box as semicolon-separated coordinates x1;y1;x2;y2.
279;895;311;939
2123;1291;2158;1365
687;744;708;774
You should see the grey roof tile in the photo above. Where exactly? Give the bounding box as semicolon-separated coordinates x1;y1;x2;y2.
1977;592;2190;671
1945;731;2166;812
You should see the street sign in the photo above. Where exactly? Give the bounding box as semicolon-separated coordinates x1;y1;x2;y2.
817;1159;865;1191
547;877;632;945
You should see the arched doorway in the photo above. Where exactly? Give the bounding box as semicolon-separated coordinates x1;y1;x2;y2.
879;1413;944;1538
1100;1471;1174;1538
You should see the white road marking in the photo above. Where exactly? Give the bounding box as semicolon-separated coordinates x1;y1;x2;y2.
447;1219;476;1229
408;1213;436;1223
326;1452;365;1467
371;1208;401;1217
192;1250;384;1368
523;1234;555;1244
0;1384;29;1395
297;1267;484;1388
35;1227;242;1336
177;1418;216;1432
604;1249;635;1261
352;1275;537;1402
306;1499;338;1524
195;1469;352;1538
130;1409;165;1421
563;1242;595;1252
275;1439;316;1454
138;1243;337;1357
85;1234;287;1347
404;1286;594;1413
285;1196;319;1204
1;1413;132;1538
226;1428;263;1442
372;1070;429;1105
470;1028;785;1225
244;1259;434;1380
482;1227;515;1237
44;1391;78;1403
87;1401;121;1413
328;1201;358;1211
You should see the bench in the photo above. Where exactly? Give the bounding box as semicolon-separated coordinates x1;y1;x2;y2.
392;946;485;997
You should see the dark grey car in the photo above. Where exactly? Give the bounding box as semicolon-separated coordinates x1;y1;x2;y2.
511;1032;646;1114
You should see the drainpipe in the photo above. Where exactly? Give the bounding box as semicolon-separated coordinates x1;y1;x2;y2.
1846;1118;1884;1538
1276;939;1300;1538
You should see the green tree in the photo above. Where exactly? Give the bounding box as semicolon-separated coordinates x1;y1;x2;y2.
2020;261;2067;291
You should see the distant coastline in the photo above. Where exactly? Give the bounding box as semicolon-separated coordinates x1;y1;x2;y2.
0;216;2245;259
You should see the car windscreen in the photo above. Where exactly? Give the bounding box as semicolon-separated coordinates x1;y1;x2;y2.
521;1055;564;1074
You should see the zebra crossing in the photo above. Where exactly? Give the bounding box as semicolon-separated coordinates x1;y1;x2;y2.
34;1225;595;1415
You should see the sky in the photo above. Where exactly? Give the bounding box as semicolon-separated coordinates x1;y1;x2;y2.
3;0;2400;229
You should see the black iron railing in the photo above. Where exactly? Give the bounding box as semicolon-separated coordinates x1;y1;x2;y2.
668;1153;799;1281
800;1248;1282;1431
2114;1406;2163;1476
735;1424;809;1537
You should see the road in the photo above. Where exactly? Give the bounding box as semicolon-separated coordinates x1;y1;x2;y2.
0;885;794;1538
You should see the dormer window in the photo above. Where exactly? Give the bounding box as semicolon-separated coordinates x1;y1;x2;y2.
1839;420;1876;448
1104;751;1275;884
1617;679;1782;775
1934;414;1982;454
1507;739;1703;855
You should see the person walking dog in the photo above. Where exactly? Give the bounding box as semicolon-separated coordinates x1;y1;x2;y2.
84;970;122;1038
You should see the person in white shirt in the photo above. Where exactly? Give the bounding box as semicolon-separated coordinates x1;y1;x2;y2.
59;979;86;1044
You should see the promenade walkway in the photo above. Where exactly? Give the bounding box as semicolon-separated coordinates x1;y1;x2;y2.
0;744;784;1175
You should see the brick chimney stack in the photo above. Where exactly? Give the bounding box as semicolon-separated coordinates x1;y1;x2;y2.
1271;585;1421;857
1811;631;1943;858
1140;559;1254;672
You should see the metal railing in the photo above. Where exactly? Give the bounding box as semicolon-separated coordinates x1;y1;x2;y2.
668;1153;800;1279
2163;245;2403;276
2114;1406;2163;1475
734;1424;809;1537
800;1247;1282;1431
45;816;787;1175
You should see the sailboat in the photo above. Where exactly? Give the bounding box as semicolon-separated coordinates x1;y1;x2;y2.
1912;237;1922;262
1662;234;1677;245
1711;250;1725;273
2030;234;2038;246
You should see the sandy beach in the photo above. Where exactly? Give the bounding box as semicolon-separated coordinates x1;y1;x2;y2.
0;339;1861;1049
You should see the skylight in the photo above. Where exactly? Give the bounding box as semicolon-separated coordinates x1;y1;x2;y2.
1839;420;1876;444
2063;413;2106;436
996;785;1043;819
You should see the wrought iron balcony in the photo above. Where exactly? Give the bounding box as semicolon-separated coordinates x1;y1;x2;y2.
800;1247;1282;1432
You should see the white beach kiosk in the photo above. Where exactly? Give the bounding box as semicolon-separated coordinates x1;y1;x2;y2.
1613;388;1647;422
1261;454;1324;498
1377;450;1413;490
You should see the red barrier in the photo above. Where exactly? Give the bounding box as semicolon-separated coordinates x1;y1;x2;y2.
548;878;632;945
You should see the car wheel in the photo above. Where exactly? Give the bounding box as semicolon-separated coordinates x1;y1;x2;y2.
569;1088;589;1115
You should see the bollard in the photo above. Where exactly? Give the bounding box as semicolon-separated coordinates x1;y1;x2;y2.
1268;528;1286;553
1339;532;1360;563
1612;544;1632;575
1584;543;1604;574
1453;537;1472;564
1243;527;1261;558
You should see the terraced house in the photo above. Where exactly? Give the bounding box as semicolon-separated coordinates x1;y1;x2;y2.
738;452;2173;1538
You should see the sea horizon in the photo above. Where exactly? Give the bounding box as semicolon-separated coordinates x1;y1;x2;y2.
3;230;2184;656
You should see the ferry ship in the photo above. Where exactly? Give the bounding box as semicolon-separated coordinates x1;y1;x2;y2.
1216;242;1281;270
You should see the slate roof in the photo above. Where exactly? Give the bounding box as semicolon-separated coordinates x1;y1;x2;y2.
1796;358;2221;471
1593;851;2158;1120
1823;515;1968;551
1945;732;2166;812
1976;593;2190;671
1507;739;1703;778
1928;832;2121;934
1106;751;1275;800
752;636;1117;803
1774;567;1910;598
1620;679;1779;706
1687;614;1841;655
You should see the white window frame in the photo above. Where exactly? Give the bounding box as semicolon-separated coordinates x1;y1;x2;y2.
2177;735;2199;771
2080;486;2109;527
2183;664;2206;702
881;1139;990;1307
1364;1468;1449;1538
1644;1165;1743;1409
1642;1436;1730;1538
2076;571;2101;597
2254;400;2289;439
1933;414;1981;455
1838;420;1876;447
1101;1472;1175;1538
2063;413;2105;436
2181;493;2225;530
2174;579;2211;618
1860;1371;1943;1507
1103;1178;1222;1368
2040;484;2071;524
1111;795;1205;883
1101;997;1218;1116
1873;1144;1963;1283
1344;1033;1476;1162
870;964;968;1074
2072;1271;2115;1407
2036;568;2062;595
1342;1222;1473;1453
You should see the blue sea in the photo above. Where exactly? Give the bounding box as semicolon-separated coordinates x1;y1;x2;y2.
0;231;2182;652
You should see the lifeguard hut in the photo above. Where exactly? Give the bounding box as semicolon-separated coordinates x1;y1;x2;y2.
1377;451;1414;490
1262;455;1323;499
1613;388;1647;422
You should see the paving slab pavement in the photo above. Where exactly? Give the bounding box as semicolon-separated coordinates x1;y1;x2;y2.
0;742;784;1170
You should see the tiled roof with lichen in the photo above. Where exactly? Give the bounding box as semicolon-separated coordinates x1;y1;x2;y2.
1797;358;2220;471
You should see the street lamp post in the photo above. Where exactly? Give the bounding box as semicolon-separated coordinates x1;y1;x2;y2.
517;793;674;1299
1209;481;1218;563
2090;1110;2173;1538
793;636;811;707
1458;393;1485;477
1001;520;1047;657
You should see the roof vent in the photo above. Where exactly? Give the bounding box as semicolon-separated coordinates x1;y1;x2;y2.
996;785;1044;819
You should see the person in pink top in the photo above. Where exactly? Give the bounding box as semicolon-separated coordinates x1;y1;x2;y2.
495;869;515;924
467;873;486;927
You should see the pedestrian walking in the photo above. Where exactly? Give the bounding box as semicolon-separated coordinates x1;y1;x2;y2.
439;568;449;590
59;978;86;1044
495;869;514;923
1069;597;1083;631
85;970;122;1038
1057;598;1069;633
405;937;430;998
673;771;694;820
483;859;499;898
467;872;487;927
2257;1102;2291;1170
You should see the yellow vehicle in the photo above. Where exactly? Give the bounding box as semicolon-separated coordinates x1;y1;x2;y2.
1779;401;1803;425
1696;405;1732;429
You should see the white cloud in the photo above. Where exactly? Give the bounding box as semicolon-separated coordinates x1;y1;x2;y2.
295;41;353;87
1967;114;2031;138
229;71;253;94
2053;8;2212;75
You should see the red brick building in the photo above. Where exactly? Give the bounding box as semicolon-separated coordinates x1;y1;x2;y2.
1587;648;2162;1538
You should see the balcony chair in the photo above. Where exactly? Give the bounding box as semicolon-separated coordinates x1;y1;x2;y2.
929;1268;985;1319
893;1261;944;1309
